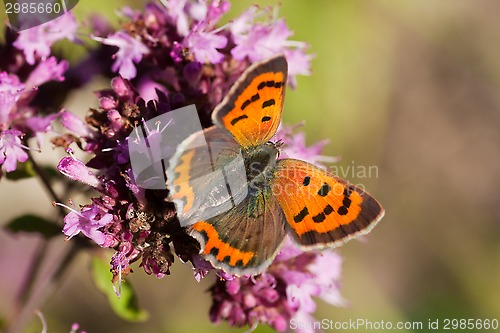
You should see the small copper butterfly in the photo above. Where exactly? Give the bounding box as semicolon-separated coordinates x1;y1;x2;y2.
167;55;385;276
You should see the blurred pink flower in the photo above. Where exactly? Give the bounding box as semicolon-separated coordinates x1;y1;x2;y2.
93;32;150;79
0;72;25;130
25;113;60;148
14;13;78;65
25;56;69;90
183;28;228;63
276;123;339;168
0;129;28;172
60;110;95;138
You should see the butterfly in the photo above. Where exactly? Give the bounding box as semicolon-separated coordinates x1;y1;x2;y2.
166;55;385;276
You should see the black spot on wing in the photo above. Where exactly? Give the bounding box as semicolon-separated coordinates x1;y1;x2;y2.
337;206;348;216
343;197;351;208
317;183;331;197
257;80;284;90
262;99;276;108
303;176;311;186
241;100;251;110
324;204;334;215
261;116;272;122
241;94;260;110
251;93;260;102
210;247;219;257
312;212;326;223
231;114;248;125
294;207;309;223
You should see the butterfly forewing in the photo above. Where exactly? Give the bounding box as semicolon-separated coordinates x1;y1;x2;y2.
167;126;245;225
212;55;288;148
270;159;385;249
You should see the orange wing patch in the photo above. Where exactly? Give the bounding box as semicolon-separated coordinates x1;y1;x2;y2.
271;159;384;249
170;149;196;214
213;55;287;148
191;221;255;267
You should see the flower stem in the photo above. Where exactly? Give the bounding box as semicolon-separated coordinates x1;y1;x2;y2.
27;152;66;217
6;243;80;333
5;152;79;333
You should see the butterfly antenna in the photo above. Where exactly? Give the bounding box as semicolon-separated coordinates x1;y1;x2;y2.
274;139;285;157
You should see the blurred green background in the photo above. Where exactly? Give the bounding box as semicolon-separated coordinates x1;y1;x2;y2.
1;0;499;332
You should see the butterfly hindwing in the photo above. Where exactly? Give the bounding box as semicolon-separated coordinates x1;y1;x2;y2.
212;55;288;148
190;189;287;276
167;126;244;224
270;159;385;249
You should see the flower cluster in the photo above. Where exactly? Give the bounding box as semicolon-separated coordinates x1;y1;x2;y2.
54;0;316;276
209;239;345;332
0;13;76;175
3;1;346;331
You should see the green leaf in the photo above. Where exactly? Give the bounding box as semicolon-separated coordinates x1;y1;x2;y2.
5;214;61;239
5;161;36;180
91;255;149;322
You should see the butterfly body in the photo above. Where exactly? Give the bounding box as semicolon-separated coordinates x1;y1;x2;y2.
242;143;279;193
167;55;385;276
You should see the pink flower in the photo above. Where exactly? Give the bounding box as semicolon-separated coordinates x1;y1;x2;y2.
0;72;25;130
58;156;101;188
13;13;78;65
205;0;230;27
25;56;68;90
60;111;95;138
93;31;150;79
61;203;113;246
229;5;257;36
162;0;191;36
283;48;314;88
192;255;214;282
25;113;60;149
231;20;292;62
183;28;227;63
276;123;339;168
0;129;29;172
230;8;312;86
208;238;345;331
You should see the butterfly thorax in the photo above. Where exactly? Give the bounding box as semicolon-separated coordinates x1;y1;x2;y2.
242;143;278;193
